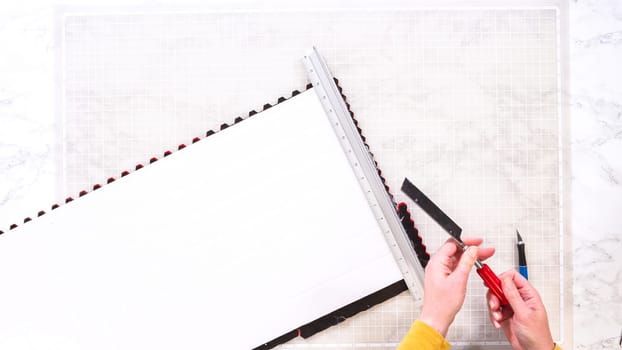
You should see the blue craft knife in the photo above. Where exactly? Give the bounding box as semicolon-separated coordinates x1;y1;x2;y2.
516;230;528;280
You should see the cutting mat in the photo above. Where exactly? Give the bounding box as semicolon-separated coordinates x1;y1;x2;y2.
58;1;570;348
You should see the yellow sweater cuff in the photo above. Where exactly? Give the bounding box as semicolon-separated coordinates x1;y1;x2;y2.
397;319;451;350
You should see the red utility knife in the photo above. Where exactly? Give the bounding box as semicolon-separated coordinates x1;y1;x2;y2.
401;178;509;306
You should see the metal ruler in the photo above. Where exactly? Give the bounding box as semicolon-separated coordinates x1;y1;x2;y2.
302;47;425;303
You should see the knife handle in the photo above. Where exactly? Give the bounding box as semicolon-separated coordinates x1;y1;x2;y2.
477;263;509;306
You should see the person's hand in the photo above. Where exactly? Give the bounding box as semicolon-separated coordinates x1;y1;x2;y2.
487;270;555;350
420;237;495;337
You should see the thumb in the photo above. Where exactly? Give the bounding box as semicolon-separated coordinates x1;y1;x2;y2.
502;276;526;312
452;246;478;283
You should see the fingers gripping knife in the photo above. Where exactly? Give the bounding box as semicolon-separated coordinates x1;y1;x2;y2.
401;178;509;306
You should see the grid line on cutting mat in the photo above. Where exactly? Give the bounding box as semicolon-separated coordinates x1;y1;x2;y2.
60;6;564;348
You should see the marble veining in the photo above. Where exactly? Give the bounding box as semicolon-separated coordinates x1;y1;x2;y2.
0;1;620;348
570;0;622;348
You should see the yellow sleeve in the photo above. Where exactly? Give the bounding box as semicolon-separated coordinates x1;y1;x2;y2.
554;344;562;350
397;319;451;350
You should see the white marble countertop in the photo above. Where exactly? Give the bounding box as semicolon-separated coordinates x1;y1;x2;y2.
0;1;620;348
568;0;622;348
